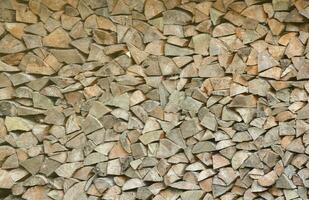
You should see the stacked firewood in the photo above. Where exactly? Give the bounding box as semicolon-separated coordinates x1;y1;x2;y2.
0;0;309;199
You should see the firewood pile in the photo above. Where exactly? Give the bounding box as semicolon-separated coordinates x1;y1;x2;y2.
0;0;309;199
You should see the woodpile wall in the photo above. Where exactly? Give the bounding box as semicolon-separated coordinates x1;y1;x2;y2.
0;0;309;199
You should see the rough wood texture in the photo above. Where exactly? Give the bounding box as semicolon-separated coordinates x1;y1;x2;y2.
0;0;309;199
